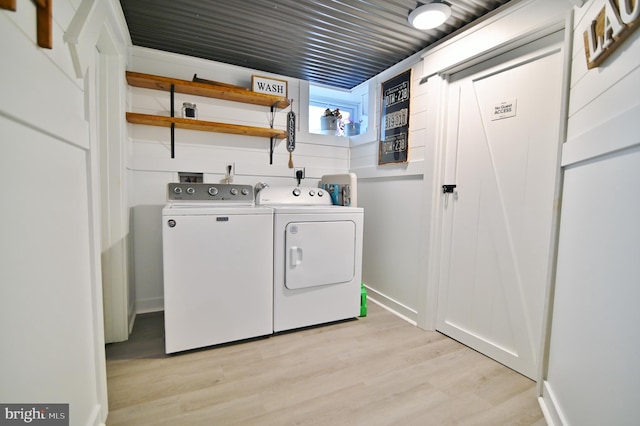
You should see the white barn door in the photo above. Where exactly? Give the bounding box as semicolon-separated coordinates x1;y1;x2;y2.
437;32;565;379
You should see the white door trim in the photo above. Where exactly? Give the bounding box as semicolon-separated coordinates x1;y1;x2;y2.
96;32;133;343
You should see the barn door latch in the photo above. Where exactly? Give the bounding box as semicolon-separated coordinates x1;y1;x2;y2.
442;184;457;208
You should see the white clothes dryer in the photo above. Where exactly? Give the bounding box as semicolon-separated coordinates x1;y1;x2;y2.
256;186;364;332
162;183;273;354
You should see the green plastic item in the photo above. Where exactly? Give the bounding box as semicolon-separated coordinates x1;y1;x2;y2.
360;283;367;317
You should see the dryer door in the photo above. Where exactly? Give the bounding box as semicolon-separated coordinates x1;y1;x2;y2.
285;221;356;290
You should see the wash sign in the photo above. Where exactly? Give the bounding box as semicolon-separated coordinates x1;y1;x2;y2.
252;75;288;98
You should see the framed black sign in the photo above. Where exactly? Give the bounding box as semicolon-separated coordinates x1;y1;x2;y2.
379;69;411;165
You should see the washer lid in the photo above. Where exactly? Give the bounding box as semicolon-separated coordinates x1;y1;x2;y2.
256;186;332;206
162;205;273;216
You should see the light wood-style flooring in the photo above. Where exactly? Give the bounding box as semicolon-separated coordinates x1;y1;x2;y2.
105;302;546;425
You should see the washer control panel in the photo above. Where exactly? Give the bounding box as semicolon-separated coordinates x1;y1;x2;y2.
167;183;253;203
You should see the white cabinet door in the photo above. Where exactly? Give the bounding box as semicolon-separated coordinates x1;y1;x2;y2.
285;221;356;290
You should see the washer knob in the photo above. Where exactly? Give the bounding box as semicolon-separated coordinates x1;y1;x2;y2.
241;188;249;195
230;188;238;195
292;188;301;196
317;190;324;196
208;187;219;196
173;187;183;194
309;189;316;196
186;187;195;194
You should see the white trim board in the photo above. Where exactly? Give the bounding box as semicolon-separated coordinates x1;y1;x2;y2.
562;104;640;167
539;381;569;426
365;286;418;325
351;159;425;179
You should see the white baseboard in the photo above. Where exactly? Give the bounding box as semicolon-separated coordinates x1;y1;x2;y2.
364;285;418;325
128;308;137;335
539;380;566;426
89;403;106;426
135;297;163;314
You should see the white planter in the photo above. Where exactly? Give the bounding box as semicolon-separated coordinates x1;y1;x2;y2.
345;122;360;136
320;115;338;135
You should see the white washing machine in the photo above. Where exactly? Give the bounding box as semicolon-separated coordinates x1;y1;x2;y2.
162;182;273;354
256;186;364;332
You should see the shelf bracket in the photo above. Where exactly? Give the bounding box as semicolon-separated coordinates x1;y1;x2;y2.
171;124;175;159
268;104;278;164
270;137;275;165
170;84;175;158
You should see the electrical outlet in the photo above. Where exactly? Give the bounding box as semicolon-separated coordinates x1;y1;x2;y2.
294;167;305;179
223;163;234;184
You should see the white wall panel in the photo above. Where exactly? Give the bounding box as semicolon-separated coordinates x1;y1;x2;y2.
0;8;87;148
0;122;98;424
131;137;349;170
359;176;425;321
545;146;640;425
0;0;130;422
541;0;640;423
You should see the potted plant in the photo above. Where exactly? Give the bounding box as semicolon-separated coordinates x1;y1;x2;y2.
320;108;342;135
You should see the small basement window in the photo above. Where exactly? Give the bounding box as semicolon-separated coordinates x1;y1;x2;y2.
309;84;366;137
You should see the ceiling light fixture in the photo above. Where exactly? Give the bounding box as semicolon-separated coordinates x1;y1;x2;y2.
408;1;452;30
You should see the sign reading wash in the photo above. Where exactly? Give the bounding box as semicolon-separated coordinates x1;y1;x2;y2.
251;75;288;98
583;0;639;68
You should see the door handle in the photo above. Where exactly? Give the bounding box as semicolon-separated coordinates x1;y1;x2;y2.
290;246;303;267
443;184;457;207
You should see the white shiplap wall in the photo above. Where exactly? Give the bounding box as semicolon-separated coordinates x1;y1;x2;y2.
540;0;640;424
127;47;353;311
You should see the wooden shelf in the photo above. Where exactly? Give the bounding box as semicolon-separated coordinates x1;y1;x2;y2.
126;71;290;109
126;113;287;139
126;71;290;161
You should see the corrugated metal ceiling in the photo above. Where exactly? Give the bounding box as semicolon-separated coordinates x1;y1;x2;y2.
120;0;513;89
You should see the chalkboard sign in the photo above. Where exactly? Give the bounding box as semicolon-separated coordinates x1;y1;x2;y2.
379;70;411;165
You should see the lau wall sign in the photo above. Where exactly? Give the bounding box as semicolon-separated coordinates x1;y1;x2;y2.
379;70;411;165
583;0;640;68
